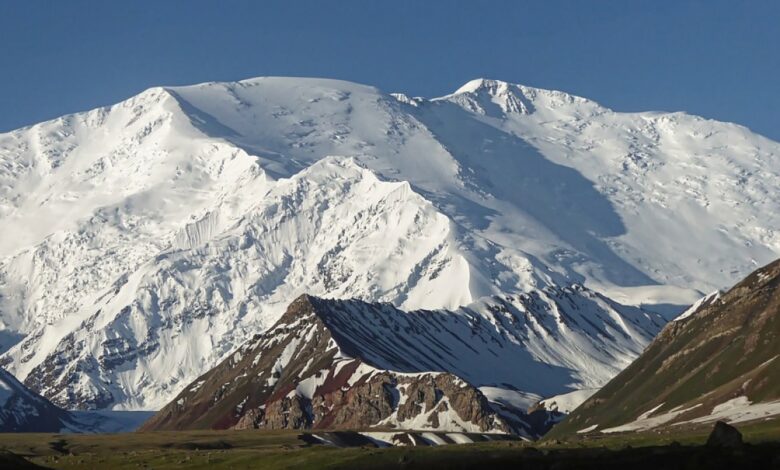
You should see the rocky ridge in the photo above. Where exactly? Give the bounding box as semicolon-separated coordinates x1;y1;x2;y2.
142;291;664;437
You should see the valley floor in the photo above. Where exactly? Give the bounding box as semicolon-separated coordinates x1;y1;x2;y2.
0;420;778;469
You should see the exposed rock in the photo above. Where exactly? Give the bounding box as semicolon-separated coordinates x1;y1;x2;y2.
307;372;395;430
232;408;262;430
234;370;508;433
263;395;311;430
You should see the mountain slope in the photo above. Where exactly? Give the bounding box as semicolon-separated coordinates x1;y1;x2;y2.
5;157;474;409
0;368;74;432
547;259;780;439
141;292;663;437
1;77;779;409
0;368;149;433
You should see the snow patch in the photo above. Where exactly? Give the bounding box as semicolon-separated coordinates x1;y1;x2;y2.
601;403;702;433
675;291;721;321
577;424;598;434
679;397;780;425
538;388;599;414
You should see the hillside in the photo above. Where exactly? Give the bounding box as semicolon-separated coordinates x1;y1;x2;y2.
547;259;780;439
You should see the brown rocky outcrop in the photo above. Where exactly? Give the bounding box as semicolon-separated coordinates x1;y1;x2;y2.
231;369;508;433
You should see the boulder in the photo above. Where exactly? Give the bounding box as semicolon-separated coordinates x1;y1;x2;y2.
706;421;743;448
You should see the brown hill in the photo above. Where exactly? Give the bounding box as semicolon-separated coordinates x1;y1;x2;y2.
548;259;780;439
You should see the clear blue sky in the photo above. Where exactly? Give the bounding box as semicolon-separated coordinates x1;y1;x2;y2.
1;0;778;140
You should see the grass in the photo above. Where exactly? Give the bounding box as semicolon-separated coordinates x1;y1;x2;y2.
543;418;780;449
0;430;529;470
0;430;325;470
0;421;777;469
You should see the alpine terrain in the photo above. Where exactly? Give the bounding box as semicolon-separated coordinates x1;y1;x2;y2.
1;77;779;418
0;367;151;433
0;367;75;432
141;293;662;437
547;259;780;439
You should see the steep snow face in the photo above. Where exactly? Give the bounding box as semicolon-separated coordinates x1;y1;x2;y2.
4;158;472;409
0;87;269;336
1;76;779;410
303;290;664;396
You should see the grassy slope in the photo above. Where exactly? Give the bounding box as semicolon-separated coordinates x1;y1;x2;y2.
546;259;780;440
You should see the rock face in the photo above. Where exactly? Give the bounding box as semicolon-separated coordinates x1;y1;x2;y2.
232;371;506;433
144;294;649;437
547;259;780;440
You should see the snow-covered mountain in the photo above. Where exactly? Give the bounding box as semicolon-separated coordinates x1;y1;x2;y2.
0;368;149;432
0;367;74;432
1;77;779;410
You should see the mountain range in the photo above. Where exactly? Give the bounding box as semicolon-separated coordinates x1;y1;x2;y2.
1;76;779;418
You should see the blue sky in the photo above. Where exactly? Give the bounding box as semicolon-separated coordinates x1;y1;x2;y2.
1;0;778;140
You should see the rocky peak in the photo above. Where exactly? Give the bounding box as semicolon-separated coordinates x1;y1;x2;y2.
445;78;536;116
141;295;575;437
141;287;665;437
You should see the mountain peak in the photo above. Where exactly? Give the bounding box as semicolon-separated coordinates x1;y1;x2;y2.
453;78;515;95
442;78;537;115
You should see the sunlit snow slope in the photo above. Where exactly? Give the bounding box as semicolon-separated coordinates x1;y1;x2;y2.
1;77;779;409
